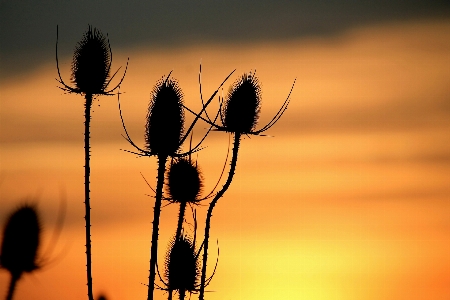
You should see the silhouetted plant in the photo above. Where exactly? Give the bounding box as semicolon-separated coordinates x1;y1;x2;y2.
56;25;128;300
1;205;40;300
119;70;234;300
167;157;203;241
163;234;199;300
194;72;295;299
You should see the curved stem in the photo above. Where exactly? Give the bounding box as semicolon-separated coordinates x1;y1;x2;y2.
5;274;18;300
199;133;241;300
148;155;168;300
175;202;187;240
84;93;94;300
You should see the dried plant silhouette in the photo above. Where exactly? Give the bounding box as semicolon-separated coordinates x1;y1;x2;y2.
189;72;296;299
119;70;234;300
167;157;203;241
0;205;40;300
155;208;218;300
163;233;199;300
56;25;128;300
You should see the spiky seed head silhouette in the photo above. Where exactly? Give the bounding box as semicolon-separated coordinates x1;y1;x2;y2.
165;234;199;294
0;205;40;279
222;72;261;134
71;26;111;95
167;158;203;204
146;77;184;156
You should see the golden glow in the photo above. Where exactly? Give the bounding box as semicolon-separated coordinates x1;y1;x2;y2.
1;20;450;300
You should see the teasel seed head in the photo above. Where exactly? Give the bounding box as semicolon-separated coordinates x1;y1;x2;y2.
71;25;111;95
222;72;261;134
167;158;203;204
146;76;184;156
165;234;199;293
0;204;40;279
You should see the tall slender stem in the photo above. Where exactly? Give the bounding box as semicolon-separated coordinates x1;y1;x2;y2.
175;201;187;240
148;155;168;300
199;133;241;300
5;274;18;300
84;93;94;300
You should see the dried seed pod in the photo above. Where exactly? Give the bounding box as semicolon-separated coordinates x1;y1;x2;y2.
167;158;203;205
145;77;184;156
0;205;40;279
165;234;199;296
71;25;111;95
222;72;261;134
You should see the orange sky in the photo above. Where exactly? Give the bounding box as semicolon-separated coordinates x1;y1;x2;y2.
1;20;450;300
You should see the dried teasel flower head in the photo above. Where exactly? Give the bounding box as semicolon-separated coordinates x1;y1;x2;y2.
0;204;40;279
71;25;111;95
222;72;261;134
146;76;184;157
167;158;203;205
165;234;200;294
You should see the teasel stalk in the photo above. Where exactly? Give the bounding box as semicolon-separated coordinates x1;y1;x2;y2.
118;69;234;300
189;72;295;299
0;205;40;300
56;25;128;300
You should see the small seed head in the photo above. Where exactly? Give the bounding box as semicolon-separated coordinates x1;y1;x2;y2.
0;205;40;279
71;25;111;94
222;72;261;133
167;158;203;204
146;77;184;156
165;234;199;293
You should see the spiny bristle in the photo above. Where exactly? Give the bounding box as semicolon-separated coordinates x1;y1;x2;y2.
145;77;184;156
0;204;40;279
165;234;199;292
222;72;261;133
71;25;111;94
167;158;203;204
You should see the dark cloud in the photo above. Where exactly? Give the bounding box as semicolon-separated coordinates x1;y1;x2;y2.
1;0;449;78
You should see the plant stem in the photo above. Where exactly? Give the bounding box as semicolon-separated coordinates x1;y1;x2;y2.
148;155;168;300
199;133;241;300
179;288;185;300
175;201;187;240
84;93;94;300
5;274;18;300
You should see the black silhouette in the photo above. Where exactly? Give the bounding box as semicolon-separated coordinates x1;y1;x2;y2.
119;70;234;300
0;205;40;300
56;25;128;300
193;72;295;299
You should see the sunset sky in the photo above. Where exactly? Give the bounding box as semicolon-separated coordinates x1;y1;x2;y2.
1;1;450;300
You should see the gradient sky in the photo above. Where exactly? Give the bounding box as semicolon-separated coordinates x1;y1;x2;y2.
1;2;450;300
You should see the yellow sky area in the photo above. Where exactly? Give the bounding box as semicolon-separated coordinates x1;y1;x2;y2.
1;20;450;300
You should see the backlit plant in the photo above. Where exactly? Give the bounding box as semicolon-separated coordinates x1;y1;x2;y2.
56;25;128;300
0;205;40;300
